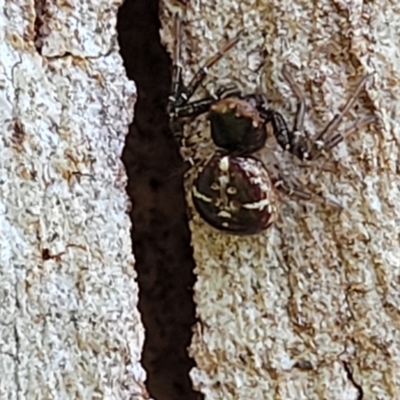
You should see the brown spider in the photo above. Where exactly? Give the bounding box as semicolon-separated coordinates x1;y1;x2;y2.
168;16;377;234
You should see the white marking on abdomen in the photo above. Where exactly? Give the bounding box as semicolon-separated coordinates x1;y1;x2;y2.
242;198;271;210
217;210;232;218
219;156;230;172
192;186;212;203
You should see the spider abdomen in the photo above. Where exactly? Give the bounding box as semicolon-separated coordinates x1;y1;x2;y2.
192;153;279;235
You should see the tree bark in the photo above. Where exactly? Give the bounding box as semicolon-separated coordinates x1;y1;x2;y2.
0;1;148;398
160;1;397;399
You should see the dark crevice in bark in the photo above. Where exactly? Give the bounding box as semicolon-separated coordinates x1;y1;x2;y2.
343;362;364;400
117;1;201;399
33;0;46;53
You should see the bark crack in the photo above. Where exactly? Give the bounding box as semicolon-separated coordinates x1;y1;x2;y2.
33;0;47;54
14;281;21;399
343;361;363;400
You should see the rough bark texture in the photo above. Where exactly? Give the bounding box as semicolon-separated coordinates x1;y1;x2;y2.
0;0;148;399
160;1;397;399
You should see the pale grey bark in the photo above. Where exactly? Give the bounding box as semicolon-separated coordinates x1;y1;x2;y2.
0;1;148;399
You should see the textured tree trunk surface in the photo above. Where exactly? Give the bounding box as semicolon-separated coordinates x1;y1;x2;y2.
160;1;399;399
0;1;148;399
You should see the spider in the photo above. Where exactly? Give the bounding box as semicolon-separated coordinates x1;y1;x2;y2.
168;16;377;235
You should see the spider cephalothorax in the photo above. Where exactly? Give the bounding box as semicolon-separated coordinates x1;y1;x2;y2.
168;16;377;235
208;97;267;154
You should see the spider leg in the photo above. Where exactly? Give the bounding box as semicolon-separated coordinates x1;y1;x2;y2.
167;15;240;140
172;84;242;119
262;66;309;159
272;70;375;160
314;72;374;142
169;85;243;141
184;34;241;101
275;177;342;209
282;65;306;133
168;15;185;113
269;150;338;207
215;83;242;100
172;96;220;119
262;109;312;161
317;114;378;156
268;111;290;149
169;28;240;114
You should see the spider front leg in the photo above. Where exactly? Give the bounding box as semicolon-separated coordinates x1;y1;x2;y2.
314;73;374;143
171;84;242;120
167;14;240;138
167;15;240;115
258;65;308;159
319;114;378;153
169;85;243;143
269;65;377;161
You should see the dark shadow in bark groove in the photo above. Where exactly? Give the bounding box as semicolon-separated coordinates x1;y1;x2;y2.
117;1;202;400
